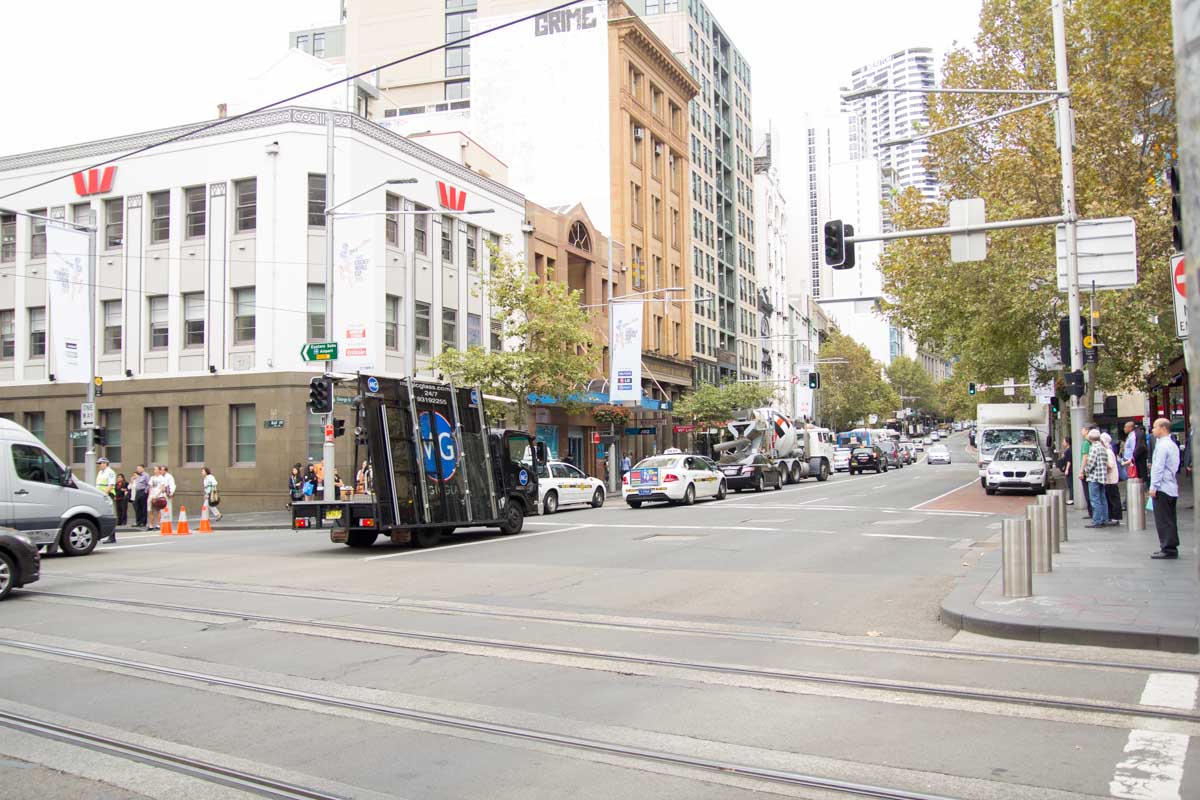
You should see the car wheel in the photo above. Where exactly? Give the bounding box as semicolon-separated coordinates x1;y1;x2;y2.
500;502;524;535
754;474;764;492
59;518;98;556
0;551;15;600
544;490;559;515
346;531;378;548
590;487;605;508
627;499;643;508
985;486;997;495
683;484;696;506
774;472;784;490
882;463;888;473
716;481;727;500
849;468;857;475
817;461;830;482
980;477;987;490
411;527;444;548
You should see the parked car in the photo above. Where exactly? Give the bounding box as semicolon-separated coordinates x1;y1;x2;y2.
832;447;852;472
719;454;785;492
0;419;116;556
0;528;40;600
927;444;952;465
849;445;887;474
877;440;904;469
984;445;1049;495
624;454;727;507
538;460;606;514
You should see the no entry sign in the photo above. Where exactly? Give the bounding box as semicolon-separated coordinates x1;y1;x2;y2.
1171;254;1187;339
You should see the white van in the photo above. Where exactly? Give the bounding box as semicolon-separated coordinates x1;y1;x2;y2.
0;419;116;555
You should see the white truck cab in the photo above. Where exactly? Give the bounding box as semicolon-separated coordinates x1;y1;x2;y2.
0;419;116;555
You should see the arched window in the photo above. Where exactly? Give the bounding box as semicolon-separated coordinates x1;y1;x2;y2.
568;220;592;251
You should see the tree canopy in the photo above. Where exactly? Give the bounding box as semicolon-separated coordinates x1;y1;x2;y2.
885;356;938;417
815;329;900;431
674;381;778;429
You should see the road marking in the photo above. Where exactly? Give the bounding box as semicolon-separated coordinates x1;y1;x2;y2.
99;543;167;550
795;496;828;505
1109;729;1190;800
908;478;983;510
363;525;590;561
861;533;947;541
1139;673;1199;710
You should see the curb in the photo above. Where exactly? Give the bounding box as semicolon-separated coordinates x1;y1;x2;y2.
941;550;1199;654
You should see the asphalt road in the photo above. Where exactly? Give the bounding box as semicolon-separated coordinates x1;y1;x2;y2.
2;432;1196;800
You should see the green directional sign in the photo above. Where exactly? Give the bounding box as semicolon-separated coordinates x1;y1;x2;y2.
300;342;338;362
69;429;89;441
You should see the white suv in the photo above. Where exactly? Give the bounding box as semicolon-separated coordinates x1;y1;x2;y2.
985;445;1049;495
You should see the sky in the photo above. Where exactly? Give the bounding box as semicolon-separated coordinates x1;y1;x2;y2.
1;0;983;197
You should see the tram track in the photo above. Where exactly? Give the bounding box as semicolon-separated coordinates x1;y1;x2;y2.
20;589;1200;725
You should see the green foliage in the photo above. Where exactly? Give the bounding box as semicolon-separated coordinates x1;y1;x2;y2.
592;405;631;428
885;356;938;416
433;243;600;427
675;381;777;429
879;0;1179;390
936;375;1021;422
815;329;900;431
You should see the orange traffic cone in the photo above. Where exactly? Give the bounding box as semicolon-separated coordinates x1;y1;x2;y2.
159;513;174;536
176;506;191;536
198;502;213;533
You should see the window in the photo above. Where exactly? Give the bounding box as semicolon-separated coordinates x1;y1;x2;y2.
671;209;680;249
631;183;642;227
313;32;326;58
441;215;454;262
568;221;591;251
628;65;643;101
385;294;400;350
652;196;662;238
631;123;642;164
307;415;324;462
181;187;203;240
24;412;44;442
652;139;663;179
415;302;431;354
414;205;429;253
465;224;478;269
150;192;170;243
307;174;326;227
182;406;204;464
232;405;256;464
446;9;474;41
307;284;325;340
385;194;400;245
446;45;469;77
296;33;309;52
233;288;255;344
490;318;502;351
235;179;256;233
101;410;121;464
104;198;123;248
445;80;469;101
12;443;63;485
103;300;122;353
442;308;457;352
147;408;168;466
67;411;85;464
149;296;168;349
28;307;45;358
1;213;14;262
29;209;46;259
650;84;663;117
0;310;12;360
467;312;481;347
183;293;204;347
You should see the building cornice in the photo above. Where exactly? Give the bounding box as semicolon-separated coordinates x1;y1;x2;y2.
611;17;700;101
0;107;524;207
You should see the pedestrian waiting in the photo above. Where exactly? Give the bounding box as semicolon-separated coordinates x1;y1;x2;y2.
1148;417;1180;559
1084;429;1110;528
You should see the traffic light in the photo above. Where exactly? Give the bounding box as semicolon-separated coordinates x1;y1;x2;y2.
1064;369;1085;398
308;376;333;415
1050;395;1060;414
808;371;821;389
841;224;856;269
93;376;104;397
1169;160;1184;252
968;382;976;395
824;220;845;267
93;428;107;447
332;418;346;438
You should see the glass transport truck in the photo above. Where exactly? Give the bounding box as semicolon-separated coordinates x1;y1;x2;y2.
292;376;545;549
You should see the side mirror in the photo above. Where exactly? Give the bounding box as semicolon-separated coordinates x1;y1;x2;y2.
60;471;73;487
534;442;548;465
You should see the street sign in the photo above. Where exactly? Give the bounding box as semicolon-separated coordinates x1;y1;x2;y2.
624;426;657;435
263;419;285;429
867;414;878;425
300;342;339;362
1003;378;1016;397
672;424;696;433
334;395;356;406
1055;216;1138;291
68;429;89;441
80;402;96;429
1171;254;1188;339
789;375;801;385
949;198;987;262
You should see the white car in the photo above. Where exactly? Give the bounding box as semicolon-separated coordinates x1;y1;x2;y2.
832;447;852;472
927;444;951;464
930;432;941;441
623;454;726;507
921;436;932;446
985;445;1049;495
538;461;606;514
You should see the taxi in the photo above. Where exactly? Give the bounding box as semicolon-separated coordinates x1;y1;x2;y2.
623;454;726;508
538;461;606;514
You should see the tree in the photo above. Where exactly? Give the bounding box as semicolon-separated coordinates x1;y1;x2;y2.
674;381;777;430
885;356;937;416
815;329;900;431
879;0;1178;390
433;243;600;427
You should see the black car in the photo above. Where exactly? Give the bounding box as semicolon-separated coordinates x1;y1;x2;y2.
878;440;904;469
849;446;889;474
719;454;785;492
0;530;41;600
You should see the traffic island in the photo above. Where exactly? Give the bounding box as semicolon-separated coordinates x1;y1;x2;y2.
941;499;1199;653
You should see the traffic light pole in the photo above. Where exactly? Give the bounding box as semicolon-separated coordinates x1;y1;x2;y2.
84;212;98;486
323;110;336;502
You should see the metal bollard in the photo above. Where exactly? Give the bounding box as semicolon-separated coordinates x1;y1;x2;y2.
1044;489;1066;552
1126;479;1146;531
1055;487;1068;543
1026;503;1053;573
1002;518;1033;598
1038;494;1060;554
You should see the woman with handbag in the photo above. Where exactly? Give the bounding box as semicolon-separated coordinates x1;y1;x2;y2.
289;464;304;502
148;466;167;530
114;473;130;526
201;467;222;521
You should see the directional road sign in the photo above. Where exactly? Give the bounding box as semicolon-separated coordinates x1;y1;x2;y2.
300;342;339;362
949;198;987;263
80;402;96;429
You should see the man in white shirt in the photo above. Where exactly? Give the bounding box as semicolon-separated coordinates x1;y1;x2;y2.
1149;418;1180;559
95;457;117;542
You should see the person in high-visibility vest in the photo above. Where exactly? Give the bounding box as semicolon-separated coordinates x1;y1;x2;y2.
96;457;117;542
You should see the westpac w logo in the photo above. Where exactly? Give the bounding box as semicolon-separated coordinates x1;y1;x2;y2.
436;181;467;211
72;167;116;196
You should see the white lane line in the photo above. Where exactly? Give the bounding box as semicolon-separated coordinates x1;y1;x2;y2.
795;496;829;505
99;543;167;550
1109;729;1190;800
861;533;947;541
1139;673;1199;710
363;525;590;561
908;478;983;510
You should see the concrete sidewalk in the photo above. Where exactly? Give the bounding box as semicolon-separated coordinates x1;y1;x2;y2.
942;494;1199;653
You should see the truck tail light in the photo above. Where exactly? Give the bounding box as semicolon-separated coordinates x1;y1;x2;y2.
664;473;679;482
294;517;315;529
359;518;375;527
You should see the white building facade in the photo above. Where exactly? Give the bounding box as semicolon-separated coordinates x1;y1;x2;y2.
752;125;791;400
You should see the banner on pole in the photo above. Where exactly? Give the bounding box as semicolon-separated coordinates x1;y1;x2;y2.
47;223;92;384
331;216;376;370
609;301;643;405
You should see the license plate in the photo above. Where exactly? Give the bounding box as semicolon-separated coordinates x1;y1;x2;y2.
638;489;652;495
324;509;342;520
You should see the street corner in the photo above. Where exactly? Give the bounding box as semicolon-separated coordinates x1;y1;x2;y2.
914;478;1041;516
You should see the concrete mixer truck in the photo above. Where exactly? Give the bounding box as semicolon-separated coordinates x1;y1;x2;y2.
712;408;836;484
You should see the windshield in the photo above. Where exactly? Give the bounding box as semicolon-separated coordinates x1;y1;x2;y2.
634;456;681;469
996;447;1040;462
981;428;1039;454
853;447;874;455
835;448;851;455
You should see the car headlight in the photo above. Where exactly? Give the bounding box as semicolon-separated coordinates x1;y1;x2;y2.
1029;468;1044;476
988;466;1001;474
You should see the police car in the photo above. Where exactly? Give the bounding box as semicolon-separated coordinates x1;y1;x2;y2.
538;461;607;514
623;453;727;508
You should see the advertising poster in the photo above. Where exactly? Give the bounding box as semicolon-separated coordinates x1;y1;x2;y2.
332;214;375;370
47;222;92;384
609;301;643;405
